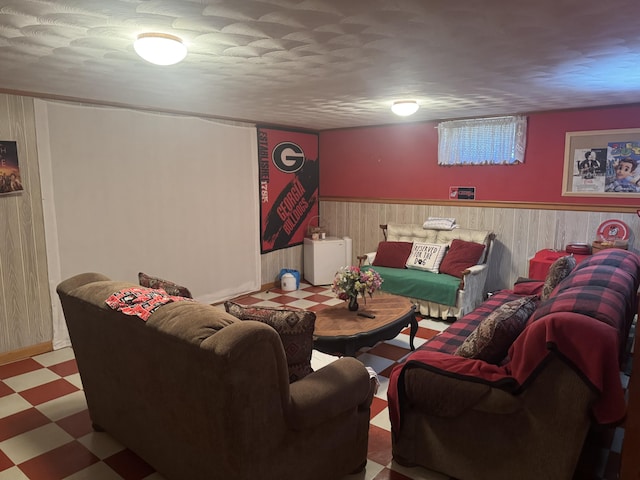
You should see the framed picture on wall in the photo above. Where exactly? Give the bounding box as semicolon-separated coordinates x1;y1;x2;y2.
0;141;23;195
562;128;640;198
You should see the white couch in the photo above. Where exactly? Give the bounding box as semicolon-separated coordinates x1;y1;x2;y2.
360;224;495;320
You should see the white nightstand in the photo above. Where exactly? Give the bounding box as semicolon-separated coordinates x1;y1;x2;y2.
303;237;352;285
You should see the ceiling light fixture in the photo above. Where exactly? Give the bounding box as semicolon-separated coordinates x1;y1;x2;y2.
134;33;187;66
391;100;419;117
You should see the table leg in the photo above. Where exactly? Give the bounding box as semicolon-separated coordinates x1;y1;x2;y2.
343;343;356;357
409;315;418;351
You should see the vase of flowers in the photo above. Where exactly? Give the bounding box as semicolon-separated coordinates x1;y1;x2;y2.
348;295;359;311
331;266;383;312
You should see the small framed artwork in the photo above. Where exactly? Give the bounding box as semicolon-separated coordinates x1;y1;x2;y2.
562;128;640;198
0;141;23;195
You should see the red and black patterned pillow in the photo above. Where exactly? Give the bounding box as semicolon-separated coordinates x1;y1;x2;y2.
224;302;315;383
138;272;193;299
455;295;538;364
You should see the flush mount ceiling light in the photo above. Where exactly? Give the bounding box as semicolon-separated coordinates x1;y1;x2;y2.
134;33;187;66
391;100;419;117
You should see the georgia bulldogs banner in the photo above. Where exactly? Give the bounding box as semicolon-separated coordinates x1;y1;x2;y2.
258;127;319;254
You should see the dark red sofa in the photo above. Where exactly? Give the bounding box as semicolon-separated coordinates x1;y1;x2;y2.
388;248;640;480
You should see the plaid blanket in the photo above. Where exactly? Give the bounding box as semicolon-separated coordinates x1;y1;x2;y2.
419;290;528;355
531;249;640;356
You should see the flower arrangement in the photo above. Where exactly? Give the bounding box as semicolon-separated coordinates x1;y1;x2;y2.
331;266;383;302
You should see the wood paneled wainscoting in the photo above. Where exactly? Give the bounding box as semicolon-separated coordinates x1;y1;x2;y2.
0;94;53;358
316;199;640;293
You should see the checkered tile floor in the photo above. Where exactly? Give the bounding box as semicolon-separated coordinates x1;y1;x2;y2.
0;281;629;479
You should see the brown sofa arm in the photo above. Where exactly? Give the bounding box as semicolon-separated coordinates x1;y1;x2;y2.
57;272;112;295
404;366;522;417
287;357;373;430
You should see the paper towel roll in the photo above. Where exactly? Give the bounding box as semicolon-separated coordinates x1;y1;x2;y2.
343;236;353;266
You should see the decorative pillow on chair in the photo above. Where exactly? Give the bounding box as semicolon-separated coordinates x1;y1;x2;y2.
455;295;538;364
224;302;315;383
405;242;448;273
372;241;413;268
138;272;193;298
540;255;577;301
438;239;486;278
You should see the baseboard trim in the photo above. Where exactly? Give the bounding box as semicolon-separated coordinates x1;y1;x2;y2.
262;281;277;291
0;342;53;365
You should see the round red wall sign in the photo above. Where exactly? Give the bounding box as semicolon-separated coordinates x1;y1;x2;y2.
596;220;630;241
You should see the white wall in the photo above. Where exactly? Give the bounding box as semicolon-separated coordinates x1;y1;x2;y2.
35;100;260;348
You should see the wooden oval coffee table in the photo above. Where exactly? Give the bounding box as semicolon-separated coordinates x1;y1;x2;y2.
313;292;417;356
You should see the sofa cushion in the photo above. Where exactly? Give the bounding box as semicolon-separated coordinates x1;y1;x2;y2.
364;266;461;306
540;255;577;300
406;242;448;273
138;272;193;298
387;223;438;243
372;241;413;268
438;239;486;278
147;301;239;345
224;302;315;383
454;295;538;364
434;228;490;248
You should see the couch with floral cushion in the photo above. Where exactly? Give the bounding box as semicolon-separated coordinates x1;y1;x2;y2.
56;273;375;480
386;248;640;480
359;223;495;320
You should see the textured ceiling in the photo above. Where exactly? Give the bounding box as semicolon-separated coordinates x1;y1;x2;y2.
1;0;640;130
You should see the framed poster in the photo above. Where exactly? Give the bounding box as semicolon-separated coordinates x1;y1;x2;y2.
258;127;319;253
562;128;640;197
0;141;23;195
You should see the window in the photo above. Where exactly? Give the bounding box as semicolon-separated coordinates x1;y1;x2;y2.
437;115;527;165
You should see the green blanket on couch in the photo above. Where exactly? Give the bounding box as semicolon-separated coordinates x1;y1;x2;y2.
363;266;461;306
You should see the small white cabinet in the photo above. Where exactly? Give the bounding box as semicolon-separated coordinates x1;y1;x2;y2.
303;237;352;285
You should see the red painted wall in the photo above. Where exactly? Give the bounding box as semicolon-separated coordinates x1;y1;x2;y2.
319;104;640;206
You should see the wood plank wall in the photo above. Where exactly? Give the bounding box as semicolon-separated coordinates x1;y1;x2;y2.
260;200;640;293
0;94;52;355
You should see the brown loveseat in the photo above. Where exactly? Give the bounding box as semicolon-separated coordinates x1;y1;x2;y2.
387;249;640;480
57;273;375;480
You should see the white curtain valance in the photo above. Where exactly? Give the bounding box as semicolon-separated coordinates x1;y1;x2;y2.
438;115;527;165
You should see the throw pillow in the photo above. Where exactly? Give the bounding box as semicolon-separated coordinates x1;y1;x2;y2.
438;239;486;278
405;242;448;273
372;241;413;268
138;272;193;298
422;217;457;230
513;280;544;296
455;295;538;364
540;255;577;301
223;301;315;383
